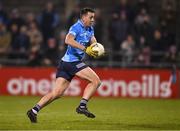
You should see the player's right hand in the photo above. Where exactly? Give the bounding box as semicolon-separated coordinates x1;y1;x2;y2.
84;44;98;58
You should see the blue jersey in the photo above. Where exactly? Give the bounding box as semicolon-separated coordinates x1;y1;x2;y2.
62;20;94;62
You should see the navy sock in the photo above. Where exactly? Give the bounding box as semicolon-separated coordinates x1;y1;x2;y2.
79;98;88;108
32;104;41;114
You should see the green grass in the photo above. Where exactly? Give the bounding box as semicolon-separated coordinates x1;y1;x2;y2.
0;96;180;130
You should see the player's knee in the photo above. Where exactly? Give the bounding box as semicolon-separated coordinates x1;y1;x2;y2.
97;79;101;88
93;78;101;88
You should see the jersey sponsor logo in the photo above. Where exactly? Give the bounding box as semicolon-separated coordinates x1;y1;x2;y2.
80;32;88;37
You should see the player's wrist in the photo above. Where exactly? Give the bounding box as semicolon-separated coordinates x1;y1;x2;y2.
83;47;86;51
81;45;86;51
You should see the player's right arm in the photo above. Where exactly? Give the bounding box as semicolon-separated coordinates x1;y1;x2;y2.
65;33;98;58
65;33;85;51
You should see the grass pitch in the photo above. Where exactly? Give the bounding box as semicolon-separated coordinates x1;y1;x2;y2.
0;96;180;130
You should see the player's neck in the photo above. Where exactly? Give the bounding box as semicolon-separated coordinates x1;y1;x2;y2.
81;19;89;27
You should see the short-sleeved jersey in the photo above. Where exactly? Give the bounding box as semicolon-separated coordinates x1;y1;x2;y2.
62;20;94;62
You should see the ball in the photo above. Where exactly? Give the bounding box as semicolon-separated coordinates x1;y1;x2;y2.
92;43;105;57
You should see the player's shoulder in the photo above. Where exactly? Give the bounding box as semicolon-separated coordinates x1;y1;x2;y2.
71;20;82;29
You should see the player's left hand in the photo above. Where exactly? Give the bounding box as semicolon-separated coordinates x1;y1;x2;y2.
84;45;98;58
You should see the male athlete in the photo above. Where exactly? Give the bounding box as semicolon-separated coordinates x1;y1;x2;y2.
27;7;101;123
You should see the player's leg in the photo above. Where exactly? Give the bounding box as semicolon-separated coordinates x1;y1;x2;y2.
76;67;101;100
75;67;101;118
27;77;70;123
37;77;70;108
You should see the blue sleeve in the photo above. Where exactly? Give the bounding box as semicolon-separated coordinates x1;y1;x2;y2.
68;25;79;37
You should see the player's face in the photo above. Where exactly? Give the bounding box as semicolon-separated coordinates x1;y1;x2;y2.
83;12;95;27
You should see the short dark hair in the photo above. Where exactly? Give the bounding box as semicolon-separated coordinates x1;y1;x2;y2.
80;7;95;18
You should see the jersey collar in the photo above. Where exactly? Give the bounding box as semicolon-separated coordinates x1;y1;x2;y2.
78;20;93;31
78;19;86;28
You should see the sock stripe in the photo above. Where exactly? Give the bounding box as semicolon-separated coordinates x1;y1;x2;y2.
36;104;41;110
32;104;41;114
82;98;88;101
79;98;88;108
80;99;88;104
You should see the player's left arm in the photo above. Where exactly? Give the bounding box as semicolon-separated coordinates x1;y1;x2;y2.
90;36;97;44
83;35;98;58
